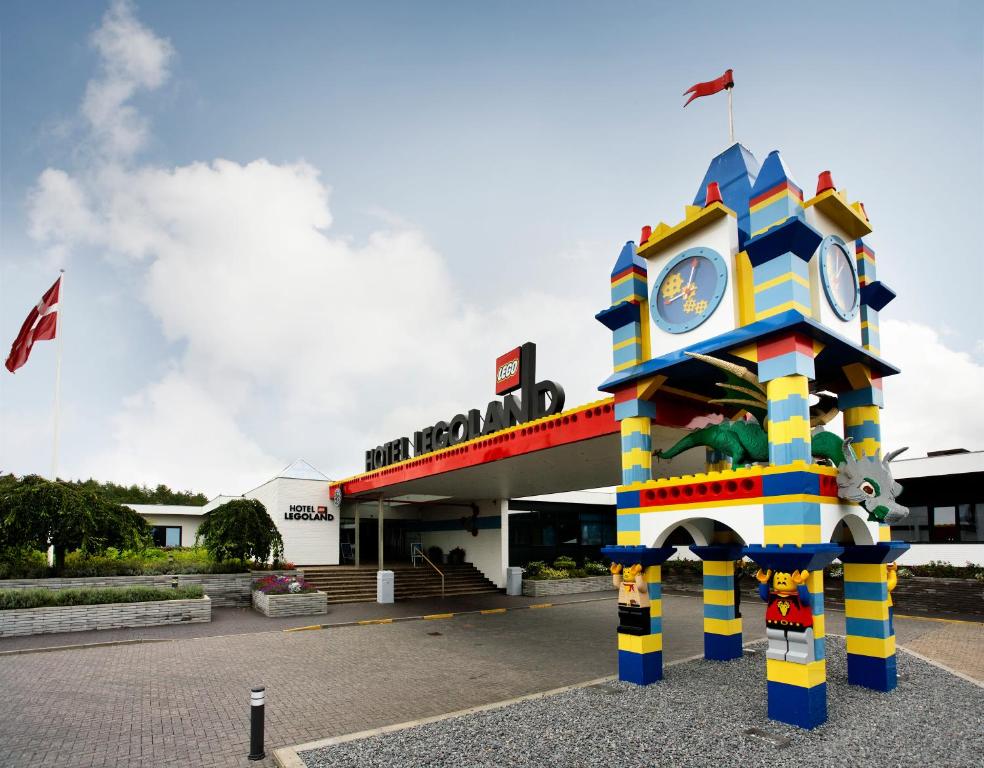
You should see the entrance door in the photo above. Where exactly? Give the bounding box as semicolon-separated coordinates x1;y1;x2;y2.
359;518;378;565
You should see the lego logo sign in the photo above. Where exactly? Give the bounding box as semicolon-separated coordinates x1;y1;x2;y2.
495;347;522;395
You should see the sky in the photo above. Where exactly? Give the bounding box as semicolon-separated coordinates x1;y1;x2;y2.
1;0;982;497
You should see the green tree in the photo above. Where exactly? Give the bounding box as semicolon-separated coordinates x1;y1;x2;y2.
195;499;283;565
0;475;150;571
69;477;208;506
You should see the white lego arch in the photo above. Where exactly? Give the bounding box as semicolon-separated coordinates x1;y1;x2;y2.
823;505;877;546
647;509;757;548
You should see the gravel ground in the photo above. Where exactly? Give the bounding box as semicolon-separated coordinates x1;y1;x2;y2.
300;638;983;768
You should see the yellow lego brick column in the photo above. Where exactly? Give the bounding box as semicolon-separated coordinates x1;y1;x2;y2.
837;541;909;692
840;362;889;542
840;562;896;690
620;415;653;488
691;546;743;660
602;546;677;685
753;332;832;729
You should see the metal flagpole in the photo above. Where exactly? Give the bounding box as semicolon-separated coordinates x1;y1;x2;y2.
52;268;65;480
727;86;735;144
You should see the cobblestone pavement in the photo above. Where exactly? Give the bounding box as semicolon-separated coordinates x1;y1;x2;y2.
0;591;608;654
0;594;980;768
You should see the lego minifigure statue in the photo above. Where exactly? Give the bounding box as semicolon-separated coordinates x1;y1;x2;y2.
756;569;815;664
886;562;898;634
611;563;648;606
611;562;650;635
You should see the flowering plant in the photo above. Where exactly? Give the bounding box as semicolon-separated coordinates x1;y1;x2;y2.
252;574;316;595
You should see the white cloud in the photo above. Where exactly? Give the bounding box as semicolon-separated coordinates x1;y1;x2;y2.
82;0;173;158
880;319;984;456
31;1;978;499
24;2;605;494
83;372;282;495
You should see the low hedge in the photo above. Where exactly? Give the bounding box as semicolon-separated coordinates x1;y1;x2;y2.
0;546;297;579
0;584;205;610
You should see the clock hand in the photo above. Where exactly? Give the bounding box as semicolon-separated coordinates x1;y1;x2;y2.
685;258;698;288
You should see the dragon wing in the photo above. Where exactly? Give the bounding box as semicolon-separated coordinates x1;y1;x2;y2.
686;351;767;425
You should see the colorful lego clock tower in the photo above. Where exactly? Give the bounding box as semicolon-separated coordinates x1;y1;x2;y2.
598;141;909;729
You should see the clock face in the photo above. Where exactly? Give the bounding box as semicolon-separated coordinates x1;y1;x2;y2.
819;236;859;321
651;247;728;333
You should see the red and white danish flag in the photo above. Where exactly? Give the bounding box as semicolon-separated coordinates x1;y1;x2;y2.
5;276;61;373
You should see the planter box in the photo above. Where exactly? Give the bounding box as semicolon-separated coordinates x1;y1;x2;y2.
0;570;297;609
0;596;211;638
252;590;327;618
522;575;613;597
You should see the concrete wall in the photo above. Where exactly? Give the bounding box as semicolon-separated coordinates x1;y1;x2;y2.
1;596;210;638
246;478;339;566
252;590;327;617
522;575;612;597
418;499;504;587
0;571;297;608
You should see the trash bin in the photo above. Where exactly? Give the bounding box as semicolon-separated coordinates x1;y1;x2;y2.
376;570;394;604
506;566;524;596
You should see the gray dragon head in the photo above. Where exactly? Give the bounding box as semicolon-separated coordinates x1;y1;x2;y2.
836;438;909;523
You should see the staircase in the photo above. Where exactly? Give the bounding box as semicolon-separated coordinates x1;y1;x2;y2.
299;563;500;604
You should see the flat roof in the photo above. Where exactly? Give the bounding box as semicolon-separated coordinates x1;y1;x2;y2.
333;397;707;502
125;503;208;517
892;450;984;480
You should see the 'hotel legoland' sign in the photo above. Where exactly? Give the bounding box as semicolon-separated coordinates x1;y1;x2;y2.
285;505;334;521
363;342;565;471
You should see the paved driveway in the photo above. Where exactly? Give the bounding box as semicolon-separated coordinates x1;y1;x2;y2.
0;593;980;768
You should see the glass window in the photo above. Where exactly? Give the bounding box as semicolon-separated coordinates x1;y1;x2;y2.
581;522;604;546
931;506;958;543
165;527;181;548
891;506;929;542
960;503;984;543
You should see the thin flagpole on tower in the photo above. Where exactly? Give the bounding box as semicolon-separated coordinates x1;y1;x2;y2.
52;268;65;481
727;86;735;144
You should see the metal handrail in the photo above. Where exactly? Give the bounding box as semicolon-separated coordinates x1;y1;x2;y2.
411;543;445;597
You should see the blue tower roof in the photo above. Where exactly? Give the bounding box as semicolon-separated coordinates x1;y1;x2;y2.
611;239;645;277
749;149;803;200
692;142;760;248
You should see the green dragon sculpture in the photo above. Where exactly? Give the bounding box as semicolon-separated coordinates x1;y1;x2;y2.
652;351;909;523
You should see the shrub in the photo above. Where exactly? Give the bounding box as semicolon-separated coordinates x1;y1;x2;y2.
252;574;316;595
552;555;577;570
448;547;466;565
426;546;444;564
196;499;283;565
0;548;48;579
662;558;703;576
0;475;150;571
0;584;204;610
523;560;547;577
530;566;569;580
583;560;609;576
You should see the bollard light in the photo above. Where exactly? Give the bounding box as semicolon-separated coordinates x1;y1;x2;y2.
248;686;266;761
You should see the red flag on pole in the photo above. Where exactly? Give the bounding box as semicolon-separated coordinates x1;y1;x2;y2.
683;69;734;107
5;277;61;373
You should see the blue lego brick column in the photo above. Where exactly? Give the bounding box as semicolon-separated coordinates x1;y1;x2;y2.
602;546;676;686
691;545;743;660
758;333;816;468
745;544;843;730
620;414;654;487
617;564;664;684
838;543;910;692
856;240;880;354
839;361;889;543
